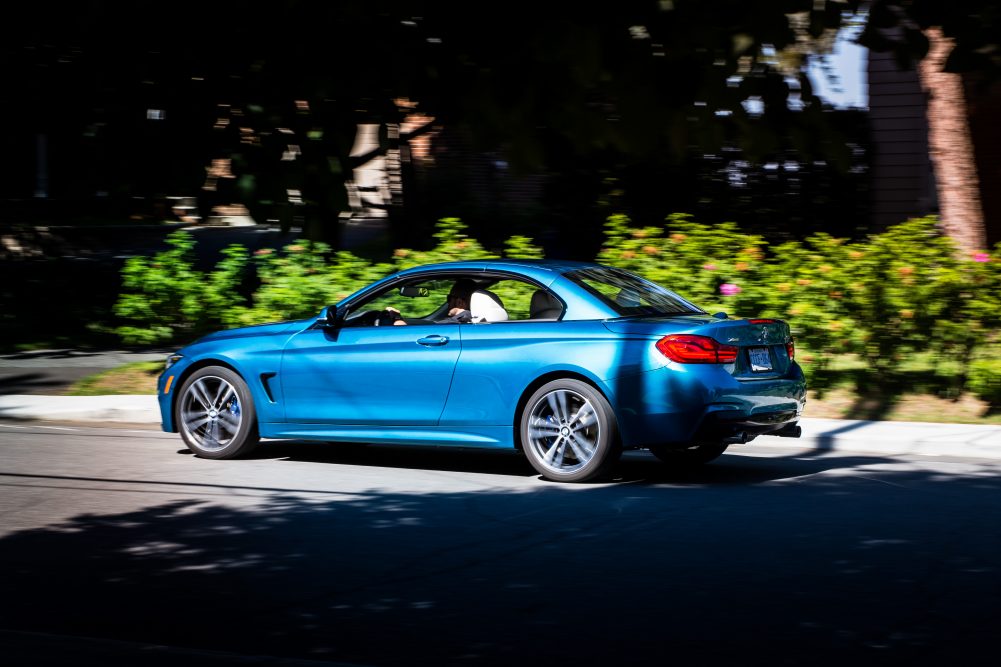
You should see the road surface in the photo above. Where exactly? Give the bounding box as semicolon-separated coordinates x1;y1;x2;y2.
1;421;999;666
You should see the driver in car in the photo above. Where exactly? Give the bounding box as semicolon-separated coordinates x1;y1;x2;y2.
386;279;477;325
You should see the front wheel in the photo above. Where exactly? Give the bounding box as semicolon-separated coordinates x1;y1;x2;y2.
176;366;259;459
648;442;728;466
520;379;620;482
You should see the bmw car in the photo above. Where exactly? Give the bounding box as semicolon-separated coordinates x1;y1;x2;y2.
158;260;806;482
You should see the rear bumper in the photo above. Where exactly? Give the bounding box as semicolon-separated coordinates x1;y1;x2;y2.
605;361;806;448
693;408;799;442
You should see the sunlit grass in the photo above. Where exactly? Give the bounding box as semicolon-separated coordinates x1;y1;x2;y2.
67;361;162;396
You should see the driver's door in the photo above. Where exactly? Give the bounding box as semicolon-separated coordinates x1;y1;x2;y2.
280;321;461;425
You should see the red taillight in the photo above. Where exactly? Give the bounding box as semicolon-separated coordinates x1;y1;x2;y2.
786;340;795;361
749;318;776;324
656;334;738;364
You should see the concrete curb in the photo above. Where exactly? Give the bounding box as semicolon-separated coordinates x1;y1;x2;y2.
768;417;1001;461
1;394;1000;460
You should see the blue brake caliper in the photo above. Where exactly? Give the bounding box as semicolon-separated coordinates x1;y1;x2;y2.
229;395;240;417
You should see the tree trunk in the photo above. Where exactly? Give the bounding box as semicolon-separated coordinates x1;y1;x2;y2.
919;28;986;253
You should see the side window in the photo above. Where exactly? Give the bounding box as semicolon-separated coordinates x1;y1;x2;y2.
345;279;452;326
364;279;450;317
487;278;546;321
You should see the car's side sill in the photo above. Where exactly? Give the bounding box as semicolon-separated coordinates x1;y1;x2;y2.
258;423;514;449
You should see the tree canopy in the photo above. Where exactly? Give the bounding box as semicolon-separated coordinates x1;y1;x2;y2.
2;1;997;251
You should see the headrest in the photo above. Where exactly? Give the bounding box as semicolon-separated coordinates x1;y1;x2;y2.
470;290;508;322
530;290;562;319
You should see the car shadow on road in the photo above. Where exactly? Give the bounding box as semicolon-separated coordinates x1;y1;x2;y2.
232;438;900;487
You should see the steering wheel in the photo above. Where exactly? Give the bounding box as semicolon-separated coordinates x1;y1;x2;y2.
374;309;403;327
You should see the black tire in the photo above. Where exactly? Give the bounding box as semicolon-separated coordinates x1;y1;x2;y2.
519;378;620;482
648;442;728;466
175;365;259;459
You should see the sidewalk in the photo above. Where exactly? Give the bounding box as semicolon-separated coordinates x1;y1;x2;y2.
2;392;1000;461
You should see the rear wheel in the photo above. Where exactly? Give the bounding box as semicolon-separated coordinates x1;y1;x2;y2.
520;379;620;482
648;442;728;466
176;366;259;459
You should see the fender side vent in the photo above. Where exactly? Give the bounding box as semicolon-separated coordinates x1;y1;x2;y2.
259;372;277;403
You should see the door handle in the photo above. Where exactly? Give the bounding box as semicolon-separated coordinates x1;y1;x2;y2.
416;335;450;346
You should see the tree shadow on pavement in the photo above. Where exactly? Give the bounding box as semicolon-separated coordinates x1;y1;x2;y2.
3;452;1001;666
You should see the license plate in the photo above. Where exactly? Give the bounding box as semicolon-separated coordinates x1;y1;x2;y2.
749;346;772;372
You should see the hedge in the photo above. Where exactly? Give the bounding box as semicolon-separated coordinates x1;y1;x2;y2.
115;215;1001;402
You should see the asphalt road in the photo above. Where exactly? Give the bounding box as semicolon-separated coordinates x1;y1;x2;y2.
2;422;1000;666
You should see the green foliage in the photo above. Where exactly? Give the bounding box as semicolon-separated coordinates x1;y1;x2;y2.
114;231;249;345
597;214;1001;392
504;234;545;260
392;217;497;270
237;243;393;325
115;215;1001;402
968;357;1001;407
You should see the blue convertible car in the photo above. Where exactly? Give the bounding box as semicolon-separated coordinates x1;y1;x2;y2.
158;260;806;482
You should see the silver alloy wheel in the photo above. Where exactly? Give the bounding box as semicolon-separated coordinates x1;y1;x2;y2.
179;375;243;452
526;388;600;475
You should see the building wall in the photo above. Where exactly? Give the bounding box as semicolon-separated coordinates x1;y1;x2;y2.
867;50;937;230
964;77;1001;248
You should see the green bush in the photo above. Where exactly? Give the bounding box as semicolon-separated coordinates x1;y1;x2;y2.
115;215;1001;399
114;232;249;345
968;358;1001;407
596;214;1001;391
234;244;393;326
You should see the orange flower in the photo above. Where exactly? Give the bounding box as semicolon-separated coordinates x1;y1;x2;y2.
898;266;914;276
632;229;648;239
797;278;812;286
819;264;832;273
621;250;636;259
734;262;749;271
848;250;864;259
670;233;686;243
899;309;914;319
643;245;659;255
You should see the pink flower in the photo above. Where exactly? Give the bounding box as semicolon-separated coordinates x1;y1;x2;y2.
720;283;741;296
972;252;990;263
702;263;718;271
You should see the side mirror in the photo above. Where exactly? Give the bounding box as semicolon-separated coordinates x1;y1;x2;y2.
317;306;341;328
712;311;729;320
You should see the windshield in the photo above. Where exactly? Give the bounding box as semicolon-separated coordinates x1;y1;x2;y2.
566;267;705;317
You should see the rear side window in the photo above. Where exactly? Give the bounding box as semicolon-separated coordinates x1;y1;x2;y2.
483;278;539;320
567;267;704;316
